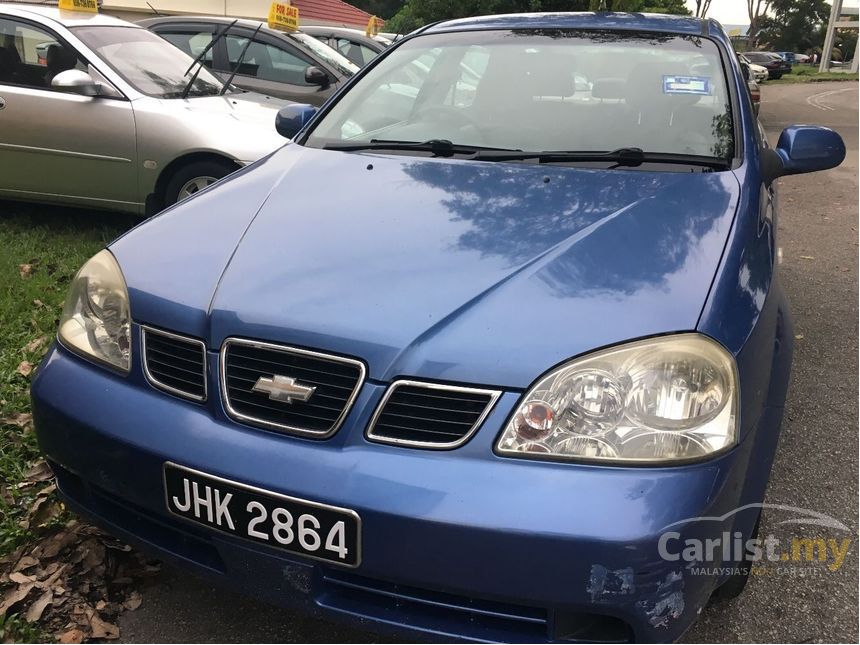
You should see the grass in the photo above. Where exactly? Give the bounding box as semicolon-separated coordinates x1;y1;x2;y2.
0;201;136;557
0;612;50;643
767;64;858;84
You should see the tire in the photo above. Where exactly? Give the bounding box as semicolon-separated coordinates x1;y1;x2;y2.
710;512;762;601
163;159;237;207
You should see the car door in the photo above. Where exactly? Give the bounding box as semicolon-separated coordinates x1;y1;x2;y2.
333;36;378;67
220;28;334;104
0;15;137;209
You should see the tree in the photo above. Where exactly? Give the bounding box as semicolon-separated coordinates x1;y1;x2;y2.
746;0;773;46
756;0;830;52
350;1;408;19
387;0;689;34
692;0;713;18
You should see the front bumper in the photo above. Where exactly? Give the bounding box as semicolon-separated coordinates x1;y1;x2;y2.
33;342;773;643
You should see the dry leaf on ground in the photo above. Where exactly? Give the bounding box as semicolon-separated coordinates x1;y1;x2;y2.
23;336;48;353
16;360;33;377
19;263;33;278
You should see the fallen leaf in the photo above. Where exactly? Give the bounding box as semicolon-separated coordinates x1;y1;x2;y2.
23;336;48;353
19;263;33;278
13;555;39;572
16;360;33;377
9;572;35;584
33;298;46;308
799;255;815;260
90;614;120;639
25;461;53;483
0;582;34;615
58;628;85;644
123;591;142;611
25;590;53;622
0;412;32;428
795;334;804;340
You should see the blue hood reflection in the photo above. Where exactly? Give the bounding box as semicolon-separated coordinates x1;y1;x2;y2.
202;145;739;388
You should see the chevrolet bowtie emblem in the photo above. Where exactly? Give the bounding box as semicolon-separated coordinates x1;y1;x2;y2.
252;375;316;404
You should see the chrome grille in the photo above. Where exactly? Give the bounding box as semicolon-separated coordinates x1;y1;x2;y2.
141;327;207;401
221;339;365;437
367;381;500;449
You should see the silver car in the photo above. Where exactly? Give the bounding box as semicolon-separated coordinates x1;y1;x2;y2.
0;4;288;214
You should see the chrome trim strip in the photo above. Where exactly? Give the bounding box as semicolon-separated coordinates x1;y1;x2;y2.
163;461;362;568
366;380;502;450
0;142;131;163
141;326;207;402
219;338;367;439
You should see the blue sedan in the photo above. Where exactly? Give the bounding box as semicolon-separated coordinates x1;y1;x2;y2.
32;12;844;643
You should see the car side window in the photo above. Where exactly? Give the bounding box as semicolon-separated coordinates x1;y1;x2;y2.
160;30;215;68
226;34;314;86
0;18;84;90
335;38;376;66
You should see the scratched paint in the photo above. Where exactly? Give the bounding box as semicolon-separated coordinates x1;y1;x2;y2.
637;570;685;628
586;564;635;602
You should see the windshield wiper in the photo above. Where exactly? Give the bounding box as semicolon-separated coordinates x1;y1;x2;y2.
219;23;262;96
322;139;523;157
471;147;729;170
321;141;728;170
180;19;237;99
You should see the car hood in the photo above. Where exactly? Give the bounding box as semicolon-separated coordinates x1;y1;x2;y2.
114;145;740;389
176;91;287;128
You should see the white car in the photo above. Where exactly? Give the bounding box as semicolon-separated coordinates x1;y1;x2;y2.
739;54;769;82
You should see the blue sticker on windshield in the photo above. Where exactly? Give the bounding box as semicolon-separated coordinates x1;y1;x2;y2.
663;75;711;95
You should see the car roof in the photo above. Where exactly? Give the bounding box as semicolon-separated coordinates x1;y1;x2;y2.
139;14;276;33
422;11;713;37
2;3;134;28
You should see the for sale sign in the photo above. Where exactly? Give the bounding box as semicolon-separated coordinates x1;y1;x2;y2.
268;1;299;32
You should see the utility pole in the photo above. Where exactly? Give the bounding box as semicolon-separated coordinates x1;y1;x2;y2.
820;0;843;72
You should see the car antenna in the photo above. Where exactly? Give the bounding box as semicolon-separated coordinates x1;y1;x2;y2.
146;2;161;15
180;19;238;99
219;23;263;96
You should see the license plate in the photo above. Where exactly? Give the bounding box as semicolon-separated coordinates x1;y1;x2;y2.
163;463;361;567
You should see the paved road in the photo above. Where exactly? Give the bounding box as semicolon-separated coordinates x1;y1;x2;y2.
117;82;859;644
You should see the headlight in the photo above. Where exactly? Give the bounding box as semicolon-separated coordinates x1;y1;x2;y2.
58;250;131;372
496;334;738;464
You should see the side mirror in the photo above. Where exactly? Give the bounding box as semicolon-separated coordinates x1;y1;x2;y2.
304;66;329;87
51;69;100;96
275;103;318;139
762;125;845;185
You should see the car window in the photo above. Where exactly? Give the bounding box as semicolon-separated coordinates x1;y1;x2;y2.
160;30;215;68
0;18;85;90
335;37;376;66
307;29;735;161
72;25;224;98
291;32;358;77
226;34;314;85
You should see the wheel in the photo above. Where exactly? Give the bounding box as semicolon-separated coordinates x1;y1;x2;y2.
163;159;237;207
710;512;762;601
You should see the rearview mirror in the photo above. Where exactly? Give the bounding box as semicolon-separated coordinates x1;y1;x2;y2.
275;103;318;139
304;66;329;87
51;69;100;96
761;125;845;185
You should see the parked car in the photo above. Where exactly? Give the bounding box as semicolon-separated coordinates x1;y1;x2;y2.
743;50;792;79
141;15;358;104
33;11;844;643
0;4;287;214
794;52;811;63
739;56;762;115
739;53;768;82
775;51;796;63
301;25;390;67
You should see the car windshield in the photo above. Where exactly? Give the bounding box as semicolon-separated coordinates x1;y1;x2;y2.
72;25;224;98
305;29;735;161
292;31;359;76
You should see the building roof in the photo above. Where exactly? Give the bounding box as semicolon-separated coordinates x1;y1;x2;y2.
292;0;377;29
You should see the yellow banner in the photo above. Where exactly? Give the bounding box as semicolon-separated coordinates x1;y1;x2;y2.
58;0;98;12
268;1;299;32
